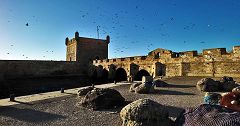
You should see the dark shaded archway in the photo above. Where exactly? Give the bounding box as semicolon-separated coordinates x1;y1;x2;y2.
155;62;166;76
115;68;127;82
134;69;150;81
89;69;97;83
101;69;109;83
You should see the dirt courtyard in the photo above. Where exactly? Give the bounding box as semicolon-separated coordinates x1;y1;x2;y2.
0;77;237;126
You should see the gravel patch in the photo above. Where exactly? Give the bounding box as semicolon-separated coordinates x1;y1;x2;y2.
0;77;212;126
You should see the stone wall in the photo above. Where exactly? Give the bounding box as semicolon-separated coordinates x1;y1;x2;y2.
0;60;86;82
92;46;240;79
0;60;89;98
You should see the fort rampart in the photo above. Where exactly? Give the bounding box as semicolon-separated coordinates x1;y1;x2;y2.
92;46;240;81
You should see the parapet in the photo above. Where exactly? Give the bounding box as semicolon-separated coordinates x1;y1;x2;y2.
233;46;240;57
134;56;147;60
65;32;110;46
203;48;227;57
92;45;240;65
179;51;198;58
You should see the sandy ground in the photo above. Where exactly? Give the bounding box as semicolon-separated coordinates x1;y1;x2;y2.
0;77;236;126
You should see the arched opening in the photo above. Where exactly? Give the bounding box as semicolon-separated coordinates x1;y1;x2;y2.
115;68;127;82
101;69;109;83
134;69;150;81
89;69;97;83
155;62;166;76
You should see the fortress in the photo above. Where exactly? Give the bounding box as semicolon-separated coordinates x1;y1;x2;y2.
65;32;240;82
0;31;240;98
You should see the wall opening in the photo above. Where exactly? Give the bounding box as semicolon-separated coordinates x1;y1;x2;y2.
115;68;127;82
101;69;109;83
89;69;97;83
95;56;100;60
155;52;161;58
134;69;150;81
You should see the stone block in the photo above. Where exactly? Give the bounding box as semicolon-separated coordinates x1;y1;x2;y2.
142;76;153;83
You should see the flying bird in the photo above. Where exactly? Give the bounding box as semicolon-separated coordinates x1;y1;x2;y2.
26;23;29;26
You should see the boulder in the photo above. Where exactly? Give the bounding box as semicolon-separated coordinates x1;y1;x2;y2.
135;82;154;94
196;78;220;92
220;76;234;83
218;76;239;92
154;80;168;87
129;82;142;92
120;99;174;126
142;76;153;83
78;86;94;96
222;81;239;92
232;86;240;94
80;88;125;110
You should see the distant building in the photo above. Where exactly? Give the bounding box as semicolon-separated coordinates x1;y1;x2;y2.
65;31;110;65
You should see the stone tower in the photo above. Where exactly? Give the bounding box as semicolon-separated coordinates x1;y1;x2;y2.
65;31;110;65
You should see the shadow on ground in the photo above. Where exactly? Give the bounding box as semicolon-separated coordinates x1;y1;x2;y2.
0;106;65;123
154;89;195;95
167;83;195;88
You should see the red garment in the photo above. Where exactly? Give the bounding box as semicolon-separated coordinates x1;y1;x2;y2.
220;92;240;112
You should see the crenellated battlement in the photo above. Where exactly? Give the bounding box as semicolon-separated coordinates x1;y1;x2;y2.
93;45;240;65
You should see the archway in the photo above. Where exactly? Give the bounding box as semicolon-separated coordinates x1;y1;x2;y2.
101;69;109;83
155;62;166;76
134;69;150;81
115;68;127;82
89;69;97;83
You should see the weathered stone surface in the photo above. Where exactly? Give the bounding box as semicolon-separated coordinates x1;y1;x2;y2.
142;76;153;83
80;88;125;110
129;83;142;92
232;86;240;94
135;82;154;94
153;80;168;87
220;76;234;83
120;99;174;126
196;78;220;92
222;81;239;92
78;86;94;96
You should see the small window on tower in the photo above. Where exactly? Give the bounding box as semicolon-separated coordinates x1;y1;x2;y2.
95;56;100;60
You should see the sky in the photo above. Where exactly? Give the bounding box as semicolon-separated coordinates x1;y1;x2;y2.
0;0;240;60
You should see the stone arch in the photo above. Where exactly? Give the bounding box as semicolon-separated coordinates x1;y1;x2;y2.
115;68;127;82
155;62;166;76
130;63;139;76
88;65;98;83
89;69;97;83
134;69;150;81
96;65;104;79
101;68;109;83
108;64;116;82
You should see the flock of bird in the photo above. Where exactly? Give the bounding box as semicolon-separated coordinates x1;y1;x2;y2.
3;1;237;59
